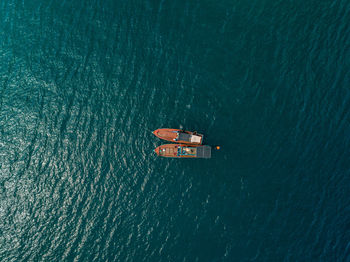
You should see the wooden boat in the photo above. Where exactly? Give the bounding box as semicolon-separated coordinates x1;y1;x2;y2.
154;144;211;158
153;128;203;144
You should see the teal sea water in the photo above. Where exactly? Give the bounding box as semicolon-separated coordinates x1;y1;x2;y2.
1;0;350;261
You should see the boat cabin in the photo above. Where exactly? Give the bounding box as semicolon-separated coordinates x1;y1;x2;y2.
175;132;202;144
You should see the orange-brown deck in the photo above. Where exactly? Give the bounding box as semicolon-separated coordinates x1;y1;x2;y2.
153;128;203;144
153;128;178;142
154;144;199;158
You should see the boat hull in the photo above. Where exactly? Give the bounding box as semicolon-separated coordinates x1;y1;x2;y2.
153;128;203;144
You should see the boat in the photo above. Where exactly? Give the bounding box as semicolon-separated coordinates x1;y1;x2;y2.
153;128;203;144
154;144;211;158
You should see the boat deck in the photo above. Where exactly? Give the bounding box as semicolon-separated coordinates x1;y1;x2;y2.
155;129;178;142
155;144;211;158
159;145;177;157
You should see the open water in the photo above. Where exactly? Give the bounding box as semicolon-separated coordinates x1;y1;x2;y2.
1;0;350;261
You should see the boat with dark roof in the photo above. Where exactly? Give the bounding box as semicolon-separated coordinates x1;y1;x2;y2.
153;128;203;145
154;144;211;158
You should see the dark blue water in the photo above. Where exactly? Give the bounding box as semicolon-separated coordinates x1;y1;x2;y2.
1;0;350;261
